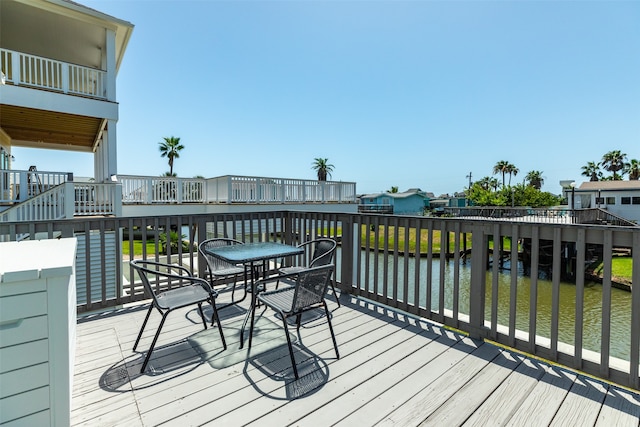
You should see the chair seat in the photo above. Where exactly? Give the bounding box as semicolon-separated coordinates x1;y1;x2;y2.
211;266;245;277
155;284;211;310
278;266;305;276
258;287;295;313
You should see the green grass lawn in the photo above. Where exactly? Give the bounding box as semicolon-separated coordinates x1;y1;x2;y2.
122;240;158;257
591;257;633;283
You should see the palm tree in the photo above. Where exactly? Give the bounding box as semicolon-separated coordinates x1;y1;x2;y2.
388;186;399;193
312;158;334;181
158;136;184;176
581;161;601;181
492;160;510;187
601;150;627;180
477;176;492;190
625;159;640;180
506;163;519;186
525;170;544;190
489;177;499;191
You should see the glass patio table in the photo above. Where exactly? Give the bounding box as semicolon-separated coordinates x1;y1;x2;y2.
204;241;304;348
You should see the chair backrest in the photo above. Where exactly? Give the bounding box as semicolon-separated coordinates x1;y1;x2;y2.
291;264;335;312
198;238;243;275
130;259;195;304
301;238;336;268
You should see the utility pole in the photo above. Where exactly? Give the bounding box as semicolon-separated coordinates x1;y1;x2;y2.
466;172;472;188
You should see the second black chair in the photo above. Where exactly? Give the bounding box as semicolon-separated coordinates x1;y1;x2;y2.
276;237;340;307
199;238;248;308
253;264;339;380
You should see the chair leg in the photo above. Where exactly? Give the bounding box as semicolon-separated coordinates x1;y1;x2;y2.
140;310;170;373
323;301;340;360
197;302;208;330
210;300;227;350
248;295;258;349
330;279;341;307
296;313;302;331
239;300;252;349
281;314;299;380
133;303;154;351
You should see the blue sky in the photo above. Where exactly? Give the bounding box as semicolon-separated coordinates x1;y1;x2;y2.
13;0;640;196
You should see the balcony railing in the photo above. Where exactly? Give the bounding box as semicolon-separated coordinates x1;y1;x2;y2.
0;180;121;222
445;206;638;227
0;48;107;99
0;172;355;222
0;169;72;204
119;174;357;205
1;211;639;389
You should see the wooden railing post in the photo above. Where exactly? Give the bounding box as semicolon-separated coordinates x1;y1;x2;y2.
468;225;487;339
338;213;355;294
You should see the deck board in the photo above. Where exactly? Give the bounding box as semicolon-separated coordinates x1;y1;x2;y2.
71;292;640;426
462;356;548;426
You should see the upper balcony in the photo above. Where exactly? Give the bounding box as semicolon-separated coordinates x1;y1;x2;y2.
1;47;108;100
0;0;133;161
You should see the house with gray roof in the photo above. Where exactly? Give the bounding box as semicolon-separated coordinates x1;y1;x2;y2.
570;180;640;223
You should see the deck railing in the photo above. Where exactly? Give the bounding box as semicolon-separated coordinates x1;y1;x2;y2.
446;206;638;227
119;175;206;204
0;48;107;99
0;169;72;204
0;181;121;221
1;211;638;389
119;174;357;204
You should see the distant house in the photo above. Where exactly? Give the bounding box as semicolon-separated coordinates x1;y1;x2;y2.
570;181;640;223
358;188;431;215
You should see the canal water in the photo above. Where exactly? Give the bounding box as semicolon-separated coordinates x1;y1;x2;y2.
357;251;633;361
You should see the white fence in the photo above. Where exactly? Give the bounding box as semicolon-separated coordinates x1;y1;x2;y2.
0;181;121;222
119;175;357;204
0;172;354;222
0;169;71;204
0;48;106;99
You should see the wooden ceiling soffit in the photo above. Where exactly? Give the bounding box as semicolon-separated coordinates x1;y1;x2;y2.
0;105;102;150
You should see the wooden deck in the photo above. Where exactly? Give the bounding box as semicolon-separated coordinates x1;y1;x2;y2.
72;289;640;426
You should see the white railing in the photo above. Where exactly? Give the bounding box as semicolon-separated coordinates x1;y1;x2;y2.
0;169;72;203
119;176;206;204
119;175;357;204
207;175;357;204
0;182;73;222
0;182;121;222
74;183;122;216
0;48;106;99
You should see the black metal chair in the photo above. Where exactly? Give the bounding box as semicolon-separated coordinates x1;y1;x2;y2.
254;264;339;380
198;238;248;308
131;260;226;373
277;238;340;306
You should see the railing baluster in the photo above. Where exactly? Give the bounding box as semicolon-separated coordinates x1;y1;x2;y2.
508;224;519;347
425;220;434;315
630;232;640;388
574;228;586;369
490;223;501;340
529;225;540;354
600;230;613;377
551;227;562;359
